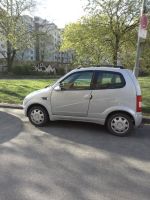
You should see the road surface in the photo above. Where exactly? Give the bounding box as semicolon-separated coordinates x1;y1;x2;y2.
0;108;150;200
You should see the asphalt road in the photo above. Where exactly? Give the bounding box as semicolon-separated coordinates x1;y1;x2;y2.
0;108;150;200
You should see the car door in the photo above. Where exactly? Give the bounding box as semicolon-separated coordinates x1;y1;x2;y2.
88;70;126;118
51;71;93;117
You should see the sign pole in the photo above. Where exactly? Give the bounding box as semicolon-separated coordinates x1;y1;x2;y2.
133;0;148;77
134;34;142;77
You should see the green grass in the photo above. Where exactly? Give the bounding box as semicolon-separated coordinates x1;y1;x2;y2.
0;77;149;115
139;77;150;115
0;79;56;104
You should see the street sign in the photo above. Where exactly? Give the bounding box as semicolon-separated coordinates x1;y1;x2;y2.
134;0;150;77
139;14;148;39
140;14;148;29
139;28;148;39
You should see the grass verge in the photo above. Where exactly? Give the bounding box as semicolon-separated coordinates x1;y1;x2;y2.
0;79;56;104
0;77;149;115
139;77;150;115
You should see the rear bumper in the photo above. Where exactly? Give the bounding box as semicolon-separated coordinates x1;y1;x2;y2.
134;113;143;127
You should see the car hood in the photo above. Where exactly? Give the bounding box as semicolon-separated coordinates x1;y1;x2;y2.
23;86;52;104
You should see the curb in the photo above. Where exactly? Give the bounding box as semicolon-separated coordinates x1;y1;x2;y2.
143;117;150;124
0;103;150;124
0;103;23;110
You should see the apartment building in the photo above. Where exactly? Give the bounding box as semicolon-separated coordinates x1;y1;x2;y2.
0;15;73;64
55;51;73;64
19;16;73;64
34;17;61;62
16;15;35;61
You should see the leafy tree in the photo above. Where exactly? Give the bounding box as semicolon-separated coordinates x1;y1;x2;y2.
0;0;35;71
85;0;142;65
61;16;110;66
139;21;150;75
120;16;150;73
61;14;138;66
62;0;142;66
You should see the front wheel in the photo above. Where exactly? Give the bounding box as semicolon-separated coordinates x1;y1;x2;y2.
106;113;133;136
28;105;49;127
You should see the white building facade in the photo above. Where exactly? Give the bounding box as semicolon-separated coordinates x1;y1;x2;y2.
0;15;73;65
34;17;62;63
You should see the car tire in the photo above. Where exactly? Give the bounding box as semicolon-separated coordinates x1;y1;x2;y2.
28;105;49;127
107;113;133;137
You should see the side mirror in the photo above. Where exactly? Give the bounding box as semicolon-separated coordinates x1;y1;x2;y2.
54;84;62;91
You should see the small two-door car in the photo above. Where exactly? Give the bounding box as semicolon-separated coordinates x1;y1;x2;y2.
23;67;142;136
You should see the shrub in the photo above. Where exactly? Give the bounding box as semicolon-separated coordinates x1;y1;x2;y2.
56;67;66;75
12;65;34;75
139;68;150;77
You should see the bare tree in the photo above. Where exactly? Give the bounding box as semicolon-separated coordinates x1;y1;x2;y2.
0;0;35;71
34;19;55;62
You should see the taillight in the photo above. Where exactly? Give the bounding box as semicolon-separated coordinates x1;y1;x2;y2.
136;95;142;112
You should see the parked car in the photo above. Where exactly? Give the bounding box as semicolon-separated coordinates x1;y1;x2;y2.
23;67;142;136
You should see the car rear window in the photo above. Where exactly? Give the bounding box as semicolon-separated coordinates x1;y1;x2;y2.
94;71;126;89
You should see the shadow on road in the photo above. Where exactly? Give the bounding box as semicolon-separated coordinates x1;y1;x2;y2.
0;118;149;200
40;120;150;162
0;111;22;144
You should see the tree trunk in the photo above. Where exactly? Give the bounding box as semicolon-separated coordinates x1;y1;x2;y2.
11;50;16;67
113;36;120;66
113;51;118;66
7;41;12;72
7;41;16;72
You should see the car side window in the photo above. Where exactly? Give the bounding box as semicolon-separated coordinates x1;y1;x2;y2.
60;71;93;90
94;71;125;89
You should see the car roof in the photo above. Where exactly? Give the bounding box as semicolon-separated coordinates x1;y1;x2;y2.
72;66;125;72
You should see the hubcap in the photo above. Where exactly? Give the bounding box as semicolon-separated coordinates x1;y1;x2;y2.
111;116;129;134
30;109;44;125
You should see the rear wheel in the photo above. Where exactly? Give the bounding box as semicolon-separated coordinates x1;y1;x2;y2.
28;105;49;127
107;113;133;136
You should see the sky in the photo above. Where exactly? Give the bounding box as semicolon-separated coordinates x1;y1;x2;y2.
34;0;86;28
